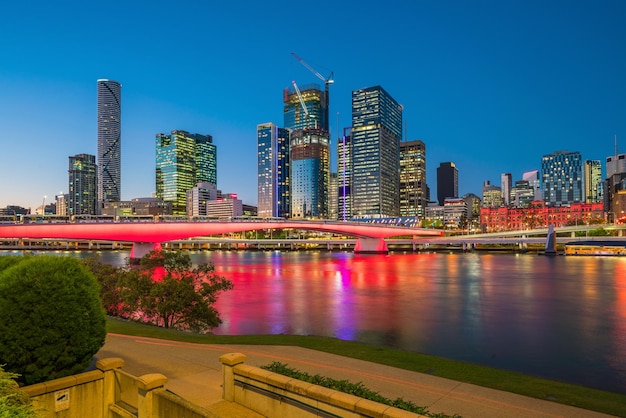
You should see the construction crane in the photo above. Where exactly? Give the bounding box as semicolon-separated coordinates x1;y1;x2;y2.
291;52;333;133
292;80;317;128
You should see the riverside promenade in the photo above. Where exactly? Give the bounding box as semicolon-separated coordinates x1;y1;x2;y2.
96;333;615;418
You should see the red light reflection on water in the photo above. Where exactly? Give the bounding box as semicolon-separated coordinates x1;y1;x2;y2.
210;252;444;344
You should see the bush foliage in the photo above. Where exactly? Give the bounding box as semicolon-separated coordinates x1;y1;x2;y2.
262;362;461;418
84;250;233;333
0;365;37;417
0;256;106;385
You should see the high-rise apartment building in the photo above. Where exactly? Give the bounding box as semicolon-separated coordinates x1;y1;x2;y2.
351;86;402;218
68;154;97;216
400;139;428;218
541;150;583;205
97;79;122;208
584;160;603;203
257;123;290;218
436;162;458;206
155;130;216;215
501;173;512;206
337;127;352;221
284;85;330;219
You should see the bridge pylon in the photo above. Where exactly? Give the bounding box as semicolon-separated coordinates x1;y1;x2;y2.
354;238;388;254
129;242;162;262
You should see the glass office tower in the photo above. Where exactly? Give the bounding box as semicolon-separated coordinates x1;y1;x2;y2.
337;127;353;220
400;139;428;218
97;79;122;207
351;86;402;218
284;84;330;219
257;122;291;218
68;153;98;216
155;130;216;215
584;160;603;203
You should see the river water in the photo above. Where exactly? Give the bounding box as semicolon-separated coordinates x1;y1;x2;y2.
3;249;625;394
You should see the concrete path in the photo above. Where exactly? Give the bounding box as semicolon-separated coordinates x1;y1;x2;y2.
96;333;616;418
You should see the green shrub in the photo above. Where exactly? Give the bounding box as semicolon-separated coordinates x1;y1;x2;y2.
0;255;27;273
0;256;106;385
0;365;37;417
262;362;461;417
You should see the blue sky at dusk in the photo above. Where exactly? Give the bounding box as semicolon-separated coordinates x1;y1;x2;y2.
1;0;625;210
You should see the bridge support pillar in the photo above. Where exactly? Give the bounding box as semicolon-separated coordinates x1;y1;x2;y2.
130;242;162;262
545;225;557;255
354;238;388;254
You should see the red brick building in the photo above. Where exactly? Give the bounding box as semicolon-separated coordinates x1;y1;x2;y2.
480;201;605;232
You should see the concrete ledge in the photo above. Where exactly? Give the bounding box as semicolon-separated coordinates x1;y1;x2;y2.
264;373;294;390
75;370;104;385
21;382;47;397
227;355;429;418
355;397;391;416
23;370;103;396
97;357;125;371
135;373;167;391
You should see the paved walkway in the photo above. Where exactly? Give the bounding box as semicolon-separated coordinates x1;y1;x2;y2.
96;333;616;418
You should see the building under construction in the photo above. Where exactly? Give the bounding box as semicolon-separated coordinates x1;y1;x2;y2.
283;83;330;219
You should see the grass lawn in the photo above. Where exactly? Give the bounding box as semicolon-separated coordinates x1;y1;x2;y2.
106;317;626;417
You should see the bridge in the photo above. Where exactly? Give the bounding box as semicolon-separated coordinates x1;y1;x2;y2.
0;219;443;256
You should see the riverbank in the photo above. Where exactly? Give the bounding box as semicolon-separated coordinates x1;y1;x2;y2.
106;317;626;417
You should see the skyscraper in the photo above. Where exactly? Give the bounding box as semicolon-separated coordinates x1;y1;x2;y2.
351;86;402;218
68;154;97;216
97;79;122;207
584;160;603;203
283;83;326;131
400;139;428;218
155;130;216;215
337;127;353;220
501;173;512;206
257;123;290;218
437;162;458;206
541;150;583;205
284;84;330;219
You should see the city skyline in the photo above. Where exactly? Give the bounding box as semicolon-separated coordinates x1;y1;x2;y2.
1;1;625;210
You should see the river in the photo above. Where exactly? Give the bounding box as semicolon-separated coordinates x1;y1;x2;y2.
3;249;625;394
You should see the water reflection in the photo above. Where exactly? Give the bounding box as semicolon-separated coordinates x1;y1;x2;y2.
2;250;623;393
203;251;624;394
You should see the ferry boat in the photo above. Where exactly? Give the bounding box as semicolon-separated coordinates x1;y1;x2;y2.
564;240;626;256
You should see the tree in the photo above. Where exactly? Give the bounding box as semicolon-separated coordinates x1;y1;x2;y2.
124;251;233;333
82;254;128;317
0;365;38;418
0;256;106;385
